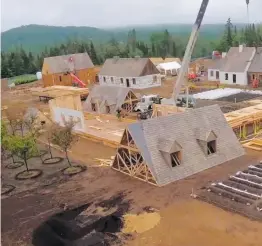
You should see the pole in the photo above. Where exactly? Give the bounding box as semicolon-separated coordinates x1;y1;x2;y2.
186;86;189;108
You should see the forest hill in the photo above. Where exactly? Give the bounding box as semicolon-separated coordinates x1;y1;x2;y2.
1;20;262;78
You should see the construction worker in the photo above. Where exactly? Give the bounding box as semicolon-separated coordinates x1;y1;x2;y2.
252;77;259;88
116;108;122;121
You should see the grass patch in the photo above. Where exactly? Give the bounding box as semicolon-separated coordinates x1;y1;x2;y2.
8;74;37;85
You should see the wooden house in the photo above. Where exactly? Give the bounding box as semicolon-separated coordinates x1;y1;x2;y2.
42;53;96;87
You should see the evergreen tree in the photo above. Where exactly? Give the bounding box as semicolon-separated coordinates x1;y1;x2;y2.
90;41;99;64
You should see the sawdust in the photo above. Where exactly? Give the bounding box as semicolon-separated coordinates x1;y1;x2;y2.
122;212;161;234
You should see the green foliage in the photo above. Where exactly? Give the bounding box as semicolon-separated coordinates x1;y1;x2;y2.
8;74;37;85
5;134;37;160
1;22;262;79
1;121;8;149
216;20;262;52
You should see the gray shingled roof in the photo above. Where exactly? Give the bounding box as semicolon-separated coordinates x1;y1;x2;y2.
99;57;159;77
248;47;262;73
208;58;225;70
127;105;245;186
84;85;135;113
43;53;94;74
220;47;255;72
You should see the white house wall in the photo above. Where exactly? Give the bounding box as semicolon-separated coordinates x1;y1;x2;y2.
98;74;161;89
208;69;220;81
219;72;247;85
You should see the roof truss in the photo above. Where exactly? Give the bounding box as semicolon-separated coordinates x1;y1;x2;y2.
112;129;157;185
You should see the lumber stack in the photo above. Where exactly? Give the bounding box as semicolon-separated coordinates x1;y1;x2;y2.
225;104;262;128
243;138;262;151
30;86;89;99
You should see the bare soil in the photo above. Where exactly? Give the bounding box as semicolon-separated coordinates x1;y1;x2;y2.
2;80;262;246
216;93;262;103
2;143;262;245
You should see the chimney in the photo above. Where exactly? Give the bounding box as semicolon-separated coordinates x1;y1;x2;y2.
239;44;244;52
222;52;227;58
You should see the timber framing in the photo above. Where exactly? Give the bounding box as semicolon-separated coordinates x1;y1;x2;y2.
122;91;139;113
112;129;157;185
225;104;262;140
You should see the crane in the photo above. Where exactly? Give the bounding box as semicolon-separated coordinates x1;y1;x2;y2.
171;0;209;105
170;0;250;107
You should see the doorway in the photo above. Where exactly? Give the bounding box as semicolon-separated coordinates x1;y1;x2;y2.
126;79;130;87
233;74;236;83
216;71;219;80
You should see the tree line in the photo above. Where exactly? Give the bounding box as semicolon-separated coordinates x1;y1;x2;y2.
1;19;262;79
216;18;262;52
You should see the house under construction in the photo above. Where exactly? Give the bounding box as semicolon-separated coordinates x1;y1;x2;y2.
112;105;245;186
84;85;138;114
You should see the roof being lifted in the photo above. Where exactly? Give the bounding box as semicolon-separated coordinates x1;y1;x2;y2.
127;105;244;186
99;57;159;77
43;53;94;74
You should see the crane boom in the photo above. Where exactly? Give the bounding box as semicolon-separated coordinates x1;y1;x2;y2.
171;0;209;103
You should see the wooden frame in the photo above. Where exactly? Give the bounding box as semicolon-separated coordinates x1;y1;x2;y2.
121;91;139;114
112;129;157;185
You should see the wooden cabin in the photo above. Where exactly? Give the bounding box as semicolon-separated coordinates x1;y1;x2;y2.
42;53;97;87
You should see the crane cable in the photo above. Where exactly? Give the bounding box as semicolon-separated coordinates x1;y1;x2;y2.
246;0;250;24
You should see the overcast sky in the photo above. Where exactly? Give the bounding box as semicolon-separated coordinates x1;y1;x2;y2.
1;0;262;32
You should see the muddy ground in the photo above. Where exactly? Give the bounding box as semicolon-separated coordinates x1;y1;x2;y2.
2;143;262;245
216;92;262;103
2;80;262;246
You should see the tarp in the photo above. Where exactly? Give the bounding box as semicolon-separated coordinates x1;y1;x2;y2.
157;61;181;71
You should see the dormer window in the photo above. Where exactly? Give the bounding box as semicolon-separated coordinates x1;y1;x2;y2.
158;138;182;168
170;151;182;167
207;140;216;155
196;129;217;156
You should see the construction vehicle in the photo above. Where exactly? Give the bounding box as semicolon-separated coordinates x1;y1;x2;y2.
134;95;163;113
170;0;251;106
169;0;209;107
70;73;86;88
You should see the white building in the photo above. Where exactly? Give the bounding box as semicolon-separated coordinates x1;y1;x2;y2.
98;57;161;89
157;61;181;76
208;45;256;86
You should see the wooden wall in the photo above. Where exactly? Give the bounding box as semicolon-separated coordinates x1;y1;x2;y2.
1;78;9;92
43;67;99;87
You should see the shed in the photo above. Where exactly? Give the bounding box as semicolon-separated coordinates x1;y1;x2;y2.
112;105;245;186
84;85;139;114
